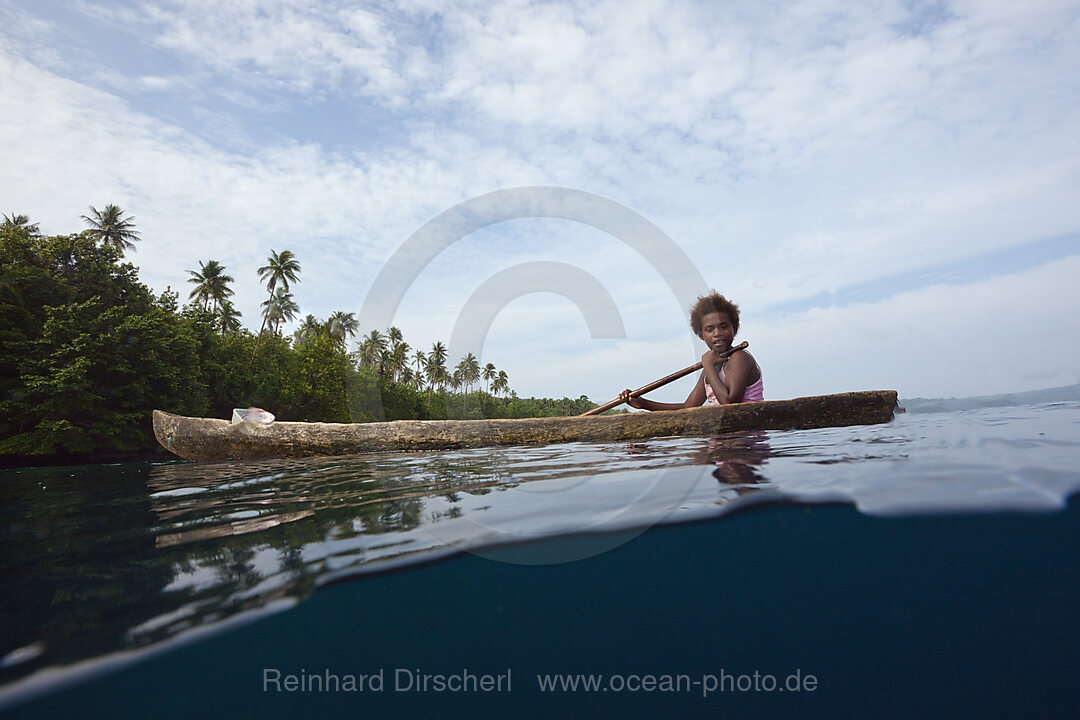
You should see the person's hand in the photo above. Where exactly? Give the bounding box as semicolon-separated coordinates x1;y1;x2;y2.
701;349;725;369
619;389;643;409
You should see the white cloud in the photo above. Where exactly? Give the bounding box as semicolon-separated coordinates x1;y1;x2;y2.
0;46;563;329
754;255;1080;399
76;0;419;101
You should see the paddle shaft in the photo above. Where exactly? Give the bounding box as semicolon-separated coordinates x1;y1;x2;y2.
580;341;749;416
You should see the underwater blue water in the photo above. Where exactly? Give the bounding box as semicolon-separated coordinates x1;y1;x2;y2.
2;402;1079;718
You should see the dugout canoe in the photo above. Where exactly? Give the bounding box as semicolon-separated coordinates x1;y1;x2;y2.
153;390;898;463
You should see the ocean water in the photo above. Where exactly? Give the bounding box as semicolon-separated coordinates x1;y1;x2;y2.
1;401;1079;718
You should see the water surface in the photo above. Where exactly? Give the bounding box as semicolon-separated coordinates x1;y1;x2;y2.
2;402;1079;716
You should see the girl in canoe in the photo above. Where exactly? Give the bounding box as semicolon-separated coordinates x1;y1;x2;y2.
619;292;764;410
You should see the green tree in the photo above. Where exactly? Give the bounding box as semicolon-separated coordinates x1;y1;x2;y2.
327;311;359;349
261;287;299;336
357;329;387;369
2;212;40;236
345;364;383;422
293;314;323;345
384;327;408;383
0;230;205;457
412;349;426;391
493;370;509;397
252;249;300;360
425;341;448;404
387;326;403;348
0;223;60;444
449;366;464;416
81;204;141;253
216;299;243;335
380;327;409;384
461;353;480;394
186;259;235;312
287;333;349;422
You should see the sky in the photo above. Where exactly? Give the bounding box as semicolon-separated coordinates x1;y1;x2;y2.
1;0;1078;404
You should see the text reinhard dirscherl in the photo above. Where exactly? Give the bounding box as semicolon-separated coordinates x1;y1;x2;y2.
262;668;819;697
263;668;512;693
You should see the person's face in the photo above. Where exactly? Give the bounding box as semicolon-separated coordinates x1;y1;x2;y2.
701;311;735;352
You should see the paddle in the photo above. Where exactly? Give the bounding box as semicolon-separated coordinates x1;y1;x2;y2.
580;341;749;416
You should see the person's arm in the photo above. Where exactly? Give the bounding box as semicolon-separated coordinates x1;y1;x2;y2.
701;349;752;404
619;373;707;411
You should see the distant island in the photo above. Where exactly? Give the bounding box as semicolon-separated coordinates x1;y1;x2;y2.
900;383;1080;414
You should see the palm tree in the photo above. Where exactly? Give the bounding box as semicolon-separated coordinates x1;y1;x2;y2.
493;370;509;397
251;249;300;362
217;299;243;335
357;337;375;368
388;326;403;349
81;204;140;253
327;311;359;349
428;342;447;387
453;358;475;417
413;349;427;390
462;353;480;395
384;326;407;383
187;260;235;312
187;263;213;311
293;314;323;345
424;341;448;404
358;329;387;368
2;213;40;236
449;366;463;417
388;339;410;384
483;362;497;394
207;262;235;311
256;249;301;332
262;287;299;335
378;347;393;378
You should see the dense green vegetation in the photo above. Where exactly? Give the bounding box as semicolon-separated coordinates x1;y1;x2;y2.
0;209;595;463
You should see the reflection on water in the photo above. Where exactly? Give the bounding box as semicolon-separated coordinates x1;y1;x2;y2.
706;432;772;485
2;402;1080;705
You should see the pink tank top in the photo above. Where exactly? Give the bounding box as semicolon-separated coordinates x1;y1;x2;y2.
705;363;764;405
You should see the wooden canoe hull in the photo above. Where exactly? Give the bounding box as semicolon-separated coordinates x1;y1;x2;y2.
153;390;898;462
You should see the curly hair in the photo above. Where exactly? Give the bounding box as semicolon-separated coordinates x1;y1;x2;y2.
689;292;740;338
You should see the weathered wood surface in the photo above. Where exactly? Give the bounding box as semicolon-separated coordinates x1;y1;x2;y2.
154;390;898;463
